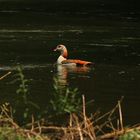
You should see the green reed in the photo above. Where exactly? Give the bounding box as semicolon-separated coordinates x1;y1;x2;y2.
119;129;140;140
50;77;82;114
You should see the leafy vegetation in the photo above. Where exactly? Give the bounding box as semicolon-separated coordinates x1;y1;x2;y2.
15;66;29;102
51;77;81;114
11;66;40;123
119;129;140;140
0;127;28;140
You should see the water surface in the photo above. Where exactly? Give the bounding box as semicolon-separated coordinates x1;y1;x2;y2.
0;5;140;125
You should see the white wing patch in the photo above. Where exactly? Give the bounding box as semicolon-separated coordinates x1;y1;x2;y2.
57;55;66;64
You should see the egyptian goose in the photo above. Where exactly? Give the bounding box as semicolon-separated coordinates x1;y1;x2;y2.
54;44;93;66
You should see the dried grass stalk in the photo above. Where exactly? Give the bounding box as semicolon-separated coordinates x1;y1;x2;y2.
0;96;140;140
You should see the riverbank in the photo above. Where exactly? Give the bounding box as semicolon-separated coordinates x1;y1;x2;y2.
0;96;140;140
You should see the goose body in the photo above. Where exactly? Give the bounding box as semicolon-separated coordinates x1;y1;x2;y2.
54;44;93;66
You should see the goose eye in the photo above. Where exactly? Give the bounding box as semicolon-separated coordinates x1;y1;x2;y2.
58;45;61;48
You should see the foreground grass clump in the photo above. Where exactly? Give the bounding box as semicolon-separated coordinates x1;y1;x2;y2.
0;103;48;140
0;127;32;140
0;97;140;140
119;129;140;140
0;125;49;140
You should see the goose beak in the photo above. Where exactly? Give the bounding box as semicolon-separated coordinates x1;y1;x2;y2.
53;48;57;51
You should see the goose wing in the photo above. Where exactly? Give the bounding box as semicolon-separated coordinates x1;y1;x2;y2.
62;59;93;66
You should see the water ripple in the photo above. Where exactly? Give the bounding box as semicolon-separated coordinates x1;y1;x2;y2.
0;29;82;33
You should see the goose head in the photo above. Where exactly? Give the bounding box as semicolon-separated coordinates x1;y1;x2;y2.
54;44;68;58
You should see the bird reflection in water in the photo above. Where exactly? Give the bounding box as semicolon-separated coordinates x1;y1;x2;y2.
51;64;92;114
54;64;91;89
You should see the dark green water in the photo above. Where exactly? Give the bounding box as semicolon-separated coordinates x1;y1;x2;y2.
0;2;140;126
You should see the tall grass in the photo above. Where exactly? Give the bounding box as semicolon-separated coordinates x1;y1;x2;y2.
51;77;81;114
11;66;40;123
0;95;140;140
